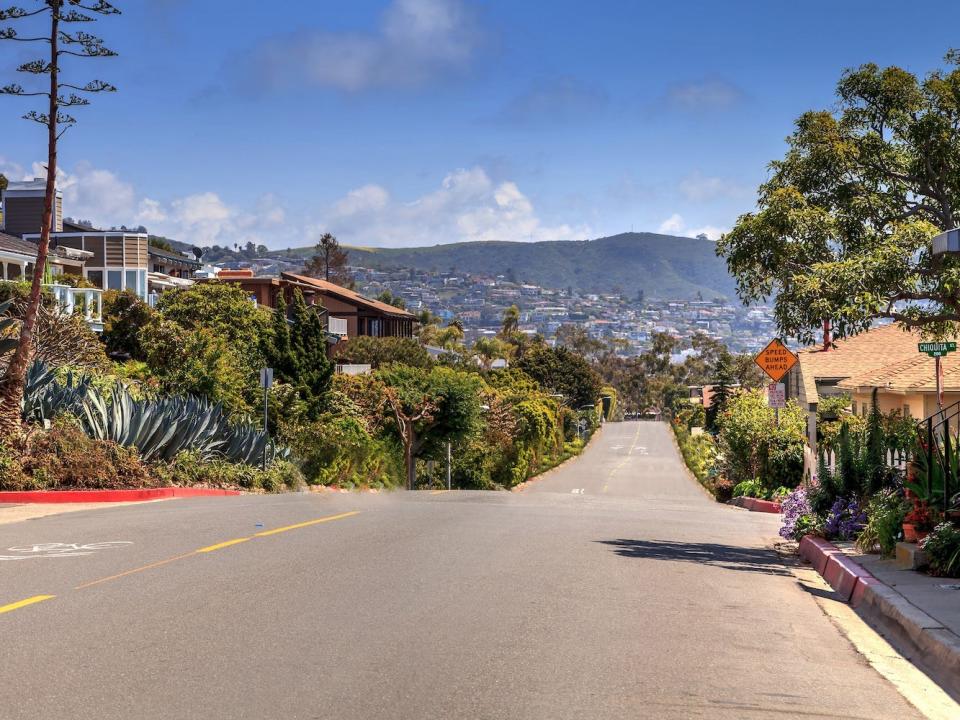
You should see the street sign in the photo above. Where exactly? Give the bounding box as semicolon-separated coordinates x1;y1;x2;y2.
260;367;274;389
767;382;786;409
754;339;798;382
918;341;957;358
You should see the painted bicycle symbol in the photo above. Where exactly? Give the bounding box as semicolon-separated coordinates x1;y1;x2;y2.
0;541;133;561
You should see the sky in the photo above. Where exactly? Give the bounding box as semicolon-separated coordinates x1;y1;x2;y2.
2;0;960;250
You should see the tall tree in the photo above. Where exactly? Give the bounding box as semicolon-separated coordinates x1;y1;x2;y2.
288;288;333;417
500;304;520;336
718;52;960;344
0;0;118;432
304;232;351;286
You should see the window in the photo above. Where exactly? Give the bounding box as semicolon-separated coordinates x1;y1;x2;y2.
86;270;104;289
851;400;857;415
107;270;122;290
903;404;911;418
125;270;138;294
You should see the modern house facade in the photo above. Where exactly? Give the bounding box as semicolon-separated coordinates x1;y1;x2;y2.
2;180;150;302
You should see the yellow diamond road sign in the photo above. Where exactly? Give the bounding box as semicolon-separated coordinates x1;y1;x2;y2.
754;339;798;383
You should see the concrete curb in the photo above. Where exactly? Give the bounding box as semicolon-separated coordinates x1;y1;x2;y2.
729;496;781;513
799;534;960;698
0;487;241;503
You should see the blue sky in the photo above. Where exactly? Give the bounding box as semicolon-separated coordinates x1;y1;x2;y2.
2;0;959;249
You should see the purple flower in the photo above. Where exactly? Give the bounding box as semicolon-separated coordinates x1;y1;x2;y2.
779;487;811;540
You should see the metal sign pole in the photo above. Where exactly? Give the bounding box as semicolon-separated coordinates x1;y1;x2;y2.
447;442;452;491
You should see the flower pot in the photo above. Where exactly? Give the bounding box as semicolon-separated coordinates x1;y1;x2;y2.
902;522;918;543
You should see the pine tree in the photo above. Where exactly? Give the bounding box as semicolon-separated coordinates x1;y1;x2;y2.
268;292;297;383
287;289;333;417
706;349;735;431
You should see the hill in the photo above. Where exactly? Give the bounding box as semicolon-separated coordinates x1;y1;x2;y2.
292;233;736;300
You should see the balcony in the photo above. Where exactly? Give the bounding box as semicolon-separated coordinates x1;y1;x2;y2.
335;364;372;376
327;316;348;337
44;284;104;333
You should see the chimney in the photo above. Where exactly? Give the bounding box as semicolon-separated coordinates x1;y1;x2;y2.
1;178;63;237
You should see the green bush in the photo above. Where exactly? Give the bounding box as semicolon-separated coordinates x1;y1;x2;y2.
856;489;910;557
733;478;766;499
153;451;302;492
921;522;960;577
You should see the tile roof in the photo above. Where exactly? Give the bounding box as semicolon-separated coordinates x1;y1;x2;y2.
281;272;414;318
839;350;960;393
794;323;927;403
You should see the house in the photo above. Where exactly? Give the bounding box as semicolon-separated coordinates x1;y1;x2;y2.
2;180;150;302
280;272;416;344
785;323;928;456
838;346;960;421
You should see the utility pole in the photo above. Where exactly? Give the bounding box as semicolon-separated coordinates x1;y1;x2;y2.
447;442;452;491
260;368;273;470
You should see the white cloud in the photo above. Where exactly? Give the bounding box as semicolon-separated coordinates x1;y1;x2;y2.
664;79;744;111
323;166;589;246
657;214;726;241
249;0;483;93
657;213;685;234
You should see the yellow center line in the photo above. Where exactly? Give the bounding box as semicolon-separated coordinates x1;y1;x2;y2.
253;510;360;537
75;511;360;591
0;594;55;615
196;537;251;553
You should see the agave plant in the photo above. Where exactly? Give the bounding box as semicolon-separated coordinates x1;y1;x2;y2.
0;298;19;358
22;361;285;466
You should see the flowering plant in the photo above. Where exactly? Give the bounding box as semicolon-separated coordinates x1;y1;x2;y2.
824;498;867;540
779;487;814;540
904;501;937;531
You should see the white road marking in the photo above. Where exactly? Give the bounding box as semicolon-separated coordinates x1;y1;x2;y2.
0;541;133;561
570;488;585;494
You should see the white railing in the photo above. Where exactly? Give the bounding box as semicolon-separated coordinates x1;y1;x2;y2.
44;284;103;331
328;316;348;336
335;364;372;376
818;447;910;477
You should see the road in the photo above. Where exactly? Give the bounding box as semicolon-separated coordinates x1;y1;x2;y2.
0;422;926;719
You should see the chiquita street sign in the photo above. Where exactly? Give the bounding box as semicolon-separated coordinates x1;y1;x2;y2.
918;341;957;358
754;339;798;383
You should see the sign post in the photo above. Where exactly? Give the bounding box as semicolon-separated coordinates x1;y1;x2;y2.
259;368;274;470
918;342;957;414
755;340;798;427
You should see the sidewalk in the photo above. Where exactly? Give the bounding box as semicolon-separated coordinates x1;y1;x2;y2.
0;501;147;525
827;542;960;700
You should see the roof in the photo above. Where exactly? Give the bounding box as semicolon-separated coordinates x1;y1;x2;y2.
281;272;415;318
839;350;960;394
148;245;201;267
0;231;40;258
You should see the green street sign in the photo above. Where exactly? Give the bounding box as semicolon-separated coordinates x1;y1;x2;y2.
918;341;957;357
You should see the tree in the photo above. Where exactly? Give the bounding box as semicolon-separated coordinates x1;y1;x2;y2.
706;349;735;431
473;336;510;371
0;0;119;433
516;345;602;408
555;323;604;360
718;53;960;344
379;365;482;489
101;289;152;360
336;335;432;369
304;232;351;286
376;289;406;310
287;288;333;416
266;291;297;383
501;304;520;336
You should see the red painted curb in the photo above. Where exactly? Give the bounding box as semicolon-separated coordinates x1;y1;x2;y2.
0;487;241;503
799;534;880;606
730;496;782;513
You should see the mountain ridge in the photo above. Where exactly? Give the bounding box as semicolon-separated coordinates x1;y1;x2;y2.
294;232;737;300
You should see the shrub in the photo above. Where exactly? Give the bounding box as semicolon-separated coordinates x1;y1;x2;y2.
101;289;152;360
823;497;867;540
920;522;960;577
856;489;910;557
779;487;813;540
733;478;766;499
153;451;302;492
12;418;158;491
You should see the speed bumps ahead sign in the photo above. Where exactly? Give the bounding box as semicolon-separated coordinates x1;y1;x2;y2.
754;339;798;383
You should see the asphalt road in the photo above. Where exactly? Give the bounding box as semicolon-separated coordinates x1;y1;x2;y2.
0;422;924;719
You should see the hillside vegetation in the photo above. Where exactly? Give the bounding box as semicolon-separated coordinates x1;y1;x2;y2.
291;233;735;300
